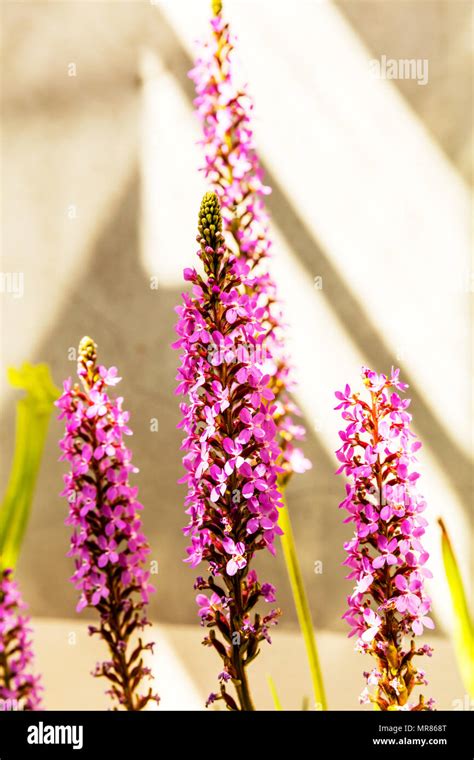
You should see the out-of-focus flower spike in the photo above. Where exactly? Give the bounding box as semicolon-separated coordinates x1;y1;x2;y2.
190;3;310;482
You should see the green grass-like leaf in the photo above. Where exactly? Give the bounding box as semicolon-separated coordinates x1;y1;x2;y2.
279;492;328;710
0;363;59;569
438;518;474;697
266;674;283;710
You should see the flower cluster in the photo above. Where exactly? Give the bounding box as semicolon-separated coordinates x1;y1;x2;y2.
57;337;158;711
189;2;309;482
335;367;434;711
174;192;282;710
0;568;42;710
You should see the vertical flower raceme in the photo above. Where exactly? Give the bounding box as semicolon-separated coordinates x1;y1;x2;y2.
335;367;434;710
0;568;42;710
189;2;309;482
190;2;328;711
57;337;158;711
174;193;282;710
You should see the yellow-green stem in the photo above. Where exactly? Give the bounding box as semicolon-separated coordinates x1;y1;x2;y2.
439;518;474;697
266;674;283;710
0;363;58;569
279;490;328;709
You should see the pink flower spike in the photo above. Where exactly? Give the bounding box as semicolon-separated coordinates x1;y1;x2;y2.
335;366;434;711
57;336;159;710
174;193;282;709
189;1;309;486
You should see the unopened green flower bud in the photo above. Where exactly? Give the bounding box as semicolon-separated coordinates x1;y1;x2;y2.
198;191;224;250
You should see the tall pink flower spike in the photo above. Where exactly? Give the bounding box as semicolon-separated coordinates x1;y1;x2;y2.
336;367;435;710
57;337;158;711
189;0;310;483
174;193;282;710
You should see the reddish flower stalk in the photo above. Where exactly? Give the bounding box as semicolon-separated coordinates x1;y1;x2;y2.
57;337;158;711
174;193;282;710
335;367;435;710
190;2;310;482
0;568;42;710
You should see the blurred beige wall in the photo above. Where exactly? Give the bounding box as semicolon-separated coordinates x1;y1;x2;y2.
0;0;471;646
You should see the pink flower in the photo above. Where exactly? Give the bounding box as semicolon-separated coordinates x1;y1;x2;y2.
196;592;226;620
412;602;435;636
361;609;382;643
99;366;121;386
97;536;119;568
239;462;268;498
90;573;110;607
393;573;422;614
223;436;245;458
222;539;247;576
209;464;230;502
86;389;108;418
353;573;374;595
185;536;206;568
287;447;312;474
261;583;276;603
372;536;399;568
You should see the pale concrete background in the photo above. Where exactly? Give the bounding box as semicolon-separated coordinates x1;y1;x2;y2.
32;619;465;710
0;0;472;703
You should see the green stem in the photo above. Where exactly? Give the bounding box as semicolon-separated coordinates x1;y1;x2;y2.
266;674;283;710
279;490;327;710
0;364;58;570
439;518;474;697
